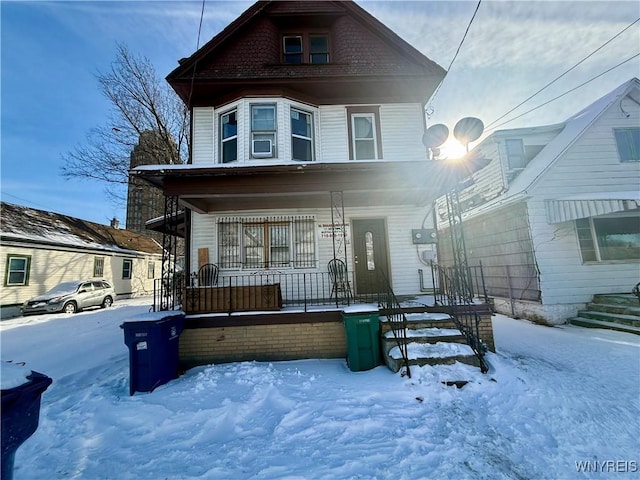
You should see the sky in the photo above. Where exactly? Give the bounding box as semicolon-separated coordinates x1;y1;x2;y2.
1;0;639;226
1;298;639;478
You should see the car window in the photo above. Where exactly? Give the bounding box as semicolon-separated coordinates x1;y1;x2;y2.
80;282;93;292
92;281;105;290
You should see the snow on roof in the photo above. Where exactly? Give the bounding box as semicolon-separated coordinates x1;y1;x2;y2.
0;202;162;255
506;77;640;195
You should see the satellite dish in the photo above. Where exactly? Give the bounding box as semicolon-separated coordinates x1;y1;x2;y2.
422;124;449;148
453;117;484;145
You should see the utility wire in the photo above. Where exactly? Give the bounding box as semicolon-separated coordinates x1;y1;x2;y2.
427;0;482;117
485;17;640;129
187;0;207;108
484;52;640;134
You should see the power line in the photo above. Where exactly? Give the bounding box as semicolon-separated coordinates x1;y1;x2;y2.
427;0;482;116
484;52;640;134
485;17;640;129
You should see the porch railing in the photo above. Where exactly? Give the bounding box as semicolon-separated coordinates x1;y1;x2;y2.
430;261;489;373
377;272;411;378
153;271;358;314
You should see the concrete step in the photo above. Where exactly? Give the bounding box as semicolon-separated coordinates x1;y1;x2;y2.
586;302;640;317
569;316;640;335
379;312;456;333
382;327;465;345
385;341;480;373
592;294;640;308
576;310;640;328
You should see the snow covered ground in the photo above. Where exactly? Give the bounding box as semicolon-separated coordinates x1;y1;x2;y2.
1;298;639;479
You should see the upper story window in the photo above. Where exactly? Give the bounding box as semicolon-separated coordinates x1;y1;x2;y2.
220;109;238;163
347;106;382;160
283;33;329;64
251;104;276;159
5;254;30;286
291;108;314;161
614;127;640;162
505;139;525;169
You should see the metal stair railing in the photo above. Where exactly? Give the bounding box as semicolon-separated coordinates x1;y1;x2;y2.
432;262;489;373
377;271;411;378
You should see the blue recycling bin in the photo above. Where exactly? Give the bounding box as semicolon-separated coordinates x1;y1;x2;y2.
1;370;52;480
121;313;184;395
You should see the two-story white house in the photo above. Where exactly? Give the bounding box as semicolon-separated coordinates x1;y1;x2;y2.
436;77;640;326
134;0;496;368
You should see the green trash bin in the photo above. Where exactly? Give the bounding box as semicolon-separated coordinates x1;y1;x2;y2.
342;307;381;371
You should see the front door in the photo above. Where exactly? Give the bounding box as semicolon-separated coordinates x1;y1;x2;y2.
352;218;390;294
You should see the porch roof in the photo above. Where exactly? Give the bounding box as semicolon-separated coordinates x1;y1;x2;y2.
132;160;480;213
544;191;640;224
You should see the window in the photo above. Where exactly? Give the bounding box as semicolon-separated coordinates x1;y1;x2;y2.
93;257;104;277
283;34;329;64
283;36;303;64
218;217;316;269
309;35;329;64
614;128;640;162
147;261;155;279
5;255;30;286
347;106;382;160
506;139;525;169
122;259;133;279
576;215;640;262
220;109;238;163
251;104;276;158
291;108;314;161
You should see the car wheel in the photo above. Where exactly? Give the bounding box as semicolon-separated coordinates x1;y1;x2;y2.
63;302;77;314
102;296;113;308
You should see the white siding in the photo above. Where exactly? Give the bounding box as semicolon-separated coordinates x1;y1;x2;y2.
192;99;427;164
0;244;160;307
189;205;436;296
192;107;214;165
379;104;426;161
528;95;640;305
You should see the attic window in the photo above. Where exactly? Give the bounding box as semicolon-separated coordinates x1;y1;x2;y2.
283;33;329;64
505;139;525;170
614;127;640;162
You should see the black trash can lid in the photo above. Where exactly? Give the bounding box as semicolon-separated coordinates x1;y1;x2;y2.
1;361;32;391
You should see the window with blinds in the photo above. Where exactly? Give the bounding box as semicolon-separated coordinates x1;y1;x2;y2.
218;216;316;269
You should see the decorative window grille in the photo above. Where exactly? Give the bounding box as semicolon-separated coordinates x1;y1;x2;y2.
218;216;316;269
93;257;104;277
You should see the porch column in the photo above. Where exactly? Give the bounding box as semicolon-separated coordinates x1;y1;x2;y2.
330;191;350;305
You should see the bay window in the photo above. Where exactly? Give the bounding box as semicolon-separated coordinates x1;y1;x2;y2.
291;108;314;161
251;104;276;158
220;109;237;163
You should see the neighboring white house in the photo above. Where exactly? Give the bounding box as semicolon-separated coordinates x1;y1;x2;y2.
1;202;163;318
436;77;640;324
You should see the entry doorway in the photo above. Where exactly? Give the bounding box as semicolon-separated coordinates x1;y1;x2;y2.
351;218;390;294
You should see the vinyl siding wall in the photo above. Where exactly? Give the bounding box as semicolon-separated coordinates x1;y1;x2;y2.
193;101;425;164
1;243;161;308
527;95;640;307
190;205;435;296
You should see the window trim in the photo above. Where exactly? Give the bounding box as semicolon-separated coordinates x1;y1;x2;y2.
218;217;317;270
250;104;277;159
614;127;640;162
576;214;640;263
505;138;526;170
290;107;314;161
93;257;105;277
122;259;133;279
282;32;329;64
347;106;382;160
5;254;31;287
220;108;238;164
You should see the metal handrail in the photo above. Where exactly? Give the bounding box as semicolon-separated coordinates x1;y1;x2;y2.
377;271;411;378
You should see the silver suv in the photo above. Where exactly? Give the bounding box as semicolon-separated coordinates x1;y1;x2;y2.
21;280;115;315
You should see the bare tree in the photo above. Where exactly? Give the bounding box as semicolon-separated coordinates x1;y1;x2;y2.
61;44;189;202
